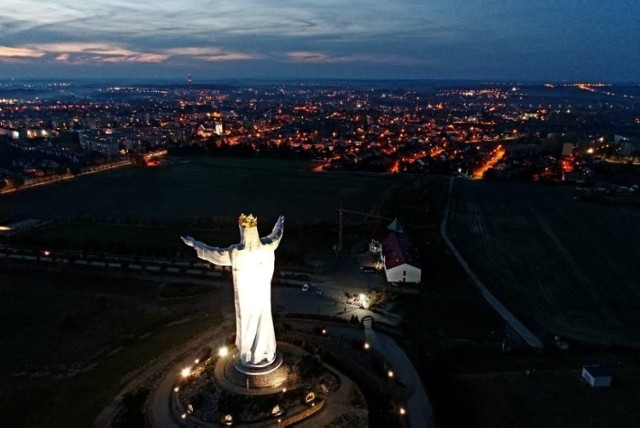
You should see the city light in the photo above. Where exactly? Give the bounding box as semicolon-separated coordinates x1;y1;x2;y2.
388;370;394;378
364;342;370;350
180;367;191;378
399;407;406;415
0;226;11;231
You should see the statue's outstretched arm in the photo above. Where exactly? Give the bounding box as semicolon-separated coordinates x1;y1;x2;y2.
260;215;285;250
181;235;232;266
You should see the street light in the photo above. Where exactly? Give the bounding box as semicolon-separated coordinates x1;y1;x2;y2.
180;367;191;378
399;407;406;416
388;370;394;378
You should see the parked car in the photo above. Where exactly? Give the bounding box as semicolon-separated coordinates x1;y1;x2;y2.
359;265;377;273
301;283;310;292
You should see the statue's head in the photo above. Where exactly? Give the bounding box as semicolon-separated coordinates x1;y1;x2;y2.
238;213;258;229
238;213;260;249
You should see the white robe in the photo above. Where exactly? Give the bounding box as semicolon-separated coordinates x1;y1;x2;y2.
191;216;284;366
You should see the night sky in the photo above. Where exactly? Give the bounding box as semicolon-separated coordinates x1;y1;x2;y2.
0;0;638;81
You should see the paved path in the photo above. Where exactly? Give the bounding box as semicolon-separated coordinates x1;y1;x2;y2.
295;364;367;428
440;177;544;350
363;319;433;428
146;322;232;428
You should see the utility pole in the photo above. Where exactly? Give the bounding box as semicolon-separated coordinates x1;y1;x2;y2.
336;207;392;255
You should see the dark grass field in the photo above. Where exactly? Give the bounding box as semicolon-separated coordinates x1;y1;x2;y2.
0;268;228;427
16;222;239;257
0;157;396;222
447;179;640;346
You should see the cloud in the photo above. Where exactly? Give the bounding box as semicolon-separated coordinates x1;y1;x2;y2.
285;51;421;65
0;42;261;65
34;43;167;63
0;42;169;64
0;45;46;58
99;53;168;63
162;47;262;62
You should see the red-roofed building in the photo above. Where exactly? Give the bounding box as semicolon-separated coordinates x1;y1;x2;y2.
377;219;421;284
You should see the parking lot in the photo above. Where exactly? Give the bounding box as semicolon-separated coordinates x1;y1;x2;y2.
273;251;402;326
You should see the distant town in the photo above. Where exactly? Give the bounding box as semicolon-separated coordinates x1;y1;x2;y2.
1;80;639;195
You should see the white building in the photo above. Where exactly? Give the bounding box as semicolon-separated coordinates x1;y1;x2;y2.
582;365;612;388
378;219;421;284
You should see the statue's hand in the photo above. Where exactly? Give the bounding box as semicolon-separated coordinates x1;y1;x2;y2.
181;236;195;247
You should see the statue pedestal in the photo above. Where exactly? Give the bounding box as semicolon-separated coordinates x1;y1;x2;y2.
215;350;290;392
233;351;283;375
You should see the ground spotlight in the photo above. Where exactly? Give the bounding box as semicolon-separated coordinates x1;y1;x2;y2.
218;346;229;357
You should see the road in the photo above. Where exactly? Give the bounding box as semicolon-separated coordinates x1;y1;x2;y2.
0;159;132;195
145;322;232;428
363;318;433;428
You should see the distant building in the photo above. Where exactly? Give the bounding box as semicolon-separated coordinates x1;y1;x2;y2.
0;128;19;139
616;136;640;157
78;131;119;158
196;124;215;138
377;219;421;284
582;365;612;388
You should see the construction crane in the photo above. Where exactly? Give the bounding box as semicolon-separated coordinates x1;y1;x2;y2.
337;206;392;254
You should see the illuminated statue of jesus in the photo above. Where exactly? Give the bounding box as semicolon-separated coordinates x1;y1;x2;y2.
181;214;284;369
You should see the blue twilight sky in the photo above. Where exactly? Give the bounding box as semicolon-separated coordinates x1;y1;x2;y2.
0;0;637;81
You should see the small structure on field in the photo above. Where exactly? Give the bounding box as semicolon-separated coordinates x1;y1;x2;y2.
582;365;612;388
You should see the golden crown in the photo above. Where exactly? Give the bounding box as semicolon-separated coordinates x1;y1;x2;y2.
238;213;258;228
